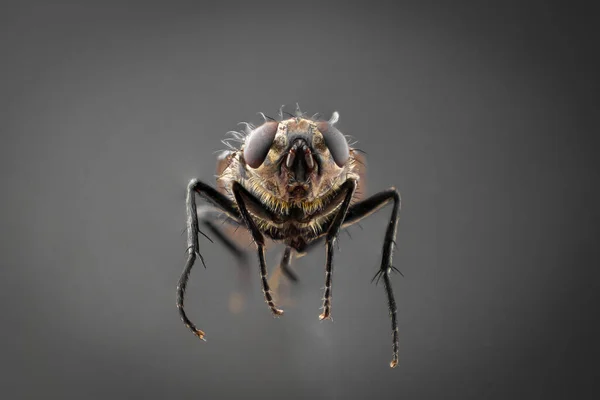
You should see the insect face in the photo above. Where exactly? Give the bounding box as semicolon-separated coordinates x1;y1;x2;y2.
241;116;351;207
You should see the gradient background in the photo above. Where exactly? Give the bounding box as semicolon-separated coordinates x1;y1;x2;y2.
1;1;598;399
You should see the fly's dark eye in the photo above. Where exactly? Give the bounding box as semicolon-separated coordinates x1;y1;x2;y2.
317;122;349;167
243;121;279;168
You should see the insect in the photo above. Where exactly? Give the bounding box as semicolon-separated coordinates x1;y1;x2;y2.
177;105;402;368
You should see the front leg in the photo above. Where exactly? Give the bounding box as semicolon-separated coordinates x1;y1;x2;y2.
345;188;402;368
319;179;357;320
231;182;283;316
178;179;243;341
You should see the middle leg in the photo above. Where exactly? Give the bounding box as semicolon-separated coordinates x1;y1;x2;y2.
196;205;249;261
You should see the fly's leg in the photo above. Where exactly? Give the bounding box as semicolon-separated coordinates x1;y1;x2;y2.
318;179;357;321
279;246;298;282
231;182;283;316
178;179;243;341
343;188;402;368
267;247;296;299
267;246;298;309
202;218;248;261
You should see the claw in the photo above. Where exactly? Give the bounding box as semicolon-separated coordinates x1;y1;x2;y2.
318;312;332;321
194;329;206;341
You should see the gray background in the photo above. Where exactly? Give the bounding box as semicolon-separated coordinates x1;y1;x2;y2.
1;0;598;399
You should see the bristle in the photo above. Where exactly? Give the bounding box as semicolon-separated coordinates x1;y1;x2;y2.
329;111;339;125
226;130;246;140
258;112;276;122
278;104;285;120
221;138;242;147
214;149;232;158
295;103;304;118
237;121;255;134
220;139;238;151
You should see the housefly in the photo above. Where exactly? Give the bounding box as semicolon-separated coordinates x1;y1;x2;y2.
177;105;402;368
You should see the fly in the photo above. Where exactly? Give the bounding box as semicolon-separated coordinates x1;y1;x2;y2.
177;104;403;368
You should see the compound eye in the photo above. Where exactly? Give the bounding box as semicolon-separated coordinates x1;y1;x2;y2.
243;121;279;168
317;122;350;167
